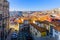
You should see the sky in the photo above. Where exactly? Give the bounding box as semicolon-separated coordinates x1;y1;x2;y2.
8;0;60;11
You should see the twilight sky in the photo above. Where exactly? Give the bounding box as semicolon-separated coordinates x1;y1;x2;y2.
8;0;60;11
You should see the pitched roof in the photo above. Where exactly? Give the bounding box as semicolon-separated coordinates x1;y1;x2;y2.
54;26;60;31
30;23;47;32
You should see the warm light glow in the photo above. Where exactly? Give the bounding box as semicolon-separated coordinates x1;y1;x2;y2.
37;15;52;22
31;16;37;21
9;23;19;31
14;18;24;23
21;19;23;22
33;21;35;23
14;23;19;31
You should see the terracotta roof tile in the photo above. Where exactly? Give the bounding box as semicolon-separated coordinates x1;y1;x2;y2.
54;26;60;31
36;20;50;25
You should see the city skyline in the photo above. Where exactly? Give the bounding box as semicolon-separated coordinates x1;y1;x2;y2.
8;0;60;11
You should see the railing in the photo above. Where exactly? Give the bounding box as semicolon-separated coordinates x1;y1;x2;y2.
4;1;9;7
2;16;9;19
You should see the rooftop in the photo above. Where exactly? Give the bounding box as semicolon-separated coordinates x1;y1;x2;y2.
30;23;47;32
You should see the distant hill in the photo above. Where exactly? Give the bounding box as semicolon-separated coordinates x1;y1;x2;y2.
9;11;35;17
9;11;23;17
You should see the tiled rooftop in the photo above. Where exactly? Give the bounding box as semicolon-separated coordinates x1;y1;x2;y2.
30;23;47;32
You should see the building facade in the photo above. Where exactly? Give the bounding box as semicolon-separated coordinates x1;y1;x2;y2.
29;22;47;40
53;27;60;40
0;0;9;40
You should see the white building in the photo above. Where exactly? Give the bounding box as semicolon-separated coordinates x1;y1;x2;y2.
53;26;60;40
29;23;47;40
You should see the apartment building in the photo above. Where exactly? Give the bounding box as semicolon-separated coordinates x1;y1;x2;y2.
52;21;60;40
0;0;9;40
29;22;47;40
53;26;60;40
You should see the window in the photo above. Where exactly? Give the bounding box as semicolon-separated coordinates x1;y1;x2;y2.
4;0;7;2
0;4;2;6
0;21;2;28
30;28;32;30
0;14;2;20
35;32;37;36
55;35;59;40
55;30;58;33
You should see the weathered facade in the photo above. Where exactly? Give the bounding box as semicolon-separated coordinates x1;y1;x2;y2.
29;22;47;40
0;0;9;40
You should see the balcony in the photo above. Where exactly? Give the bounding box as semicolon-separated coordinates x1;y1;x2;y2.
0;14;2;21
0;17;2;21
3;1;9;7
2;16;9;20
